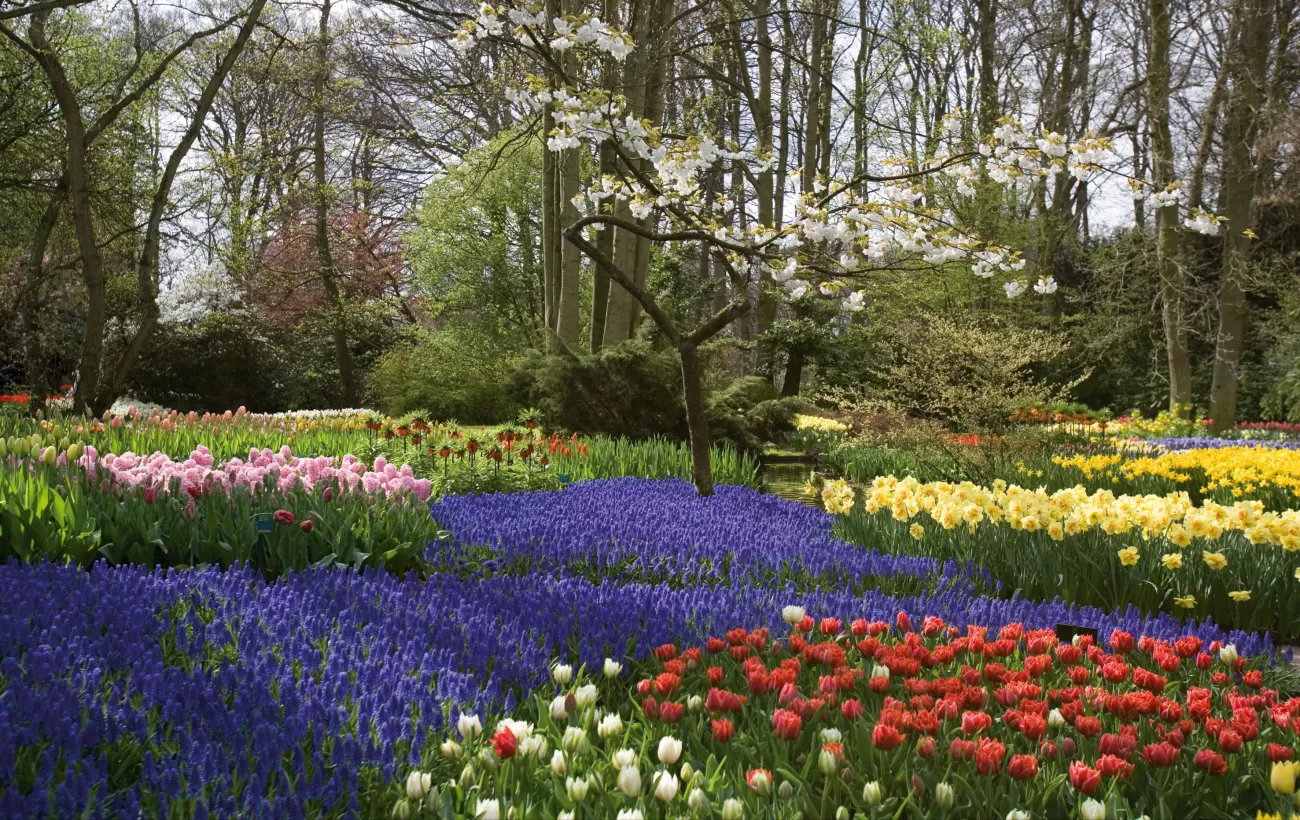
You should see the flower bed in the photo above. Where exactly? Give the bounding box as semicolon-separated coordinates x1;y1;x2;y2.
834;476;1300;637
403;609;1297;819
428;479;968;597
0;480;1278;817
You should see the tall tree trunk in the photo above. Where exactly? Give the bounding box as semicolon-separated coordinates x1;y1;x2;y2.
976;0;998;134
22;186;63;415
1210;0;1272;433
542;0;562;347
627;0;674;336
590;143;615;352
312;0;357;406
28;12;105;414
680;343;714;495
1148;0;1193;415
781;349;804;396
754;0;778;377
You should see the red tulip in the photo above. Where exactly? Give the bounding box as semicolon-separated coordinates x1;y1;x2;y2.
961;710;992;734
841;698;864;720
1075;716;1102;737
1007;754;1038;780
1141;742;1181;767
916;736;936;759
299;520;314;533
1217;729;1242;754
711;719;733;743
1068;761;1100;794
772;708;803;741
974;737;1005;776
871;723;906;751
492;726;516;759
1096;754;1134;780
1019;714;1047;741
1268;743;1295;761
273;509;294;526
1193;749;1228;775
949;738;977;761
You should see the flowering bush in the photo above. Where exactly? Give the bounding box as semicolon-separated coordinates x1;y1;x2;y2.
405;608;1297;819
834;476;1300;637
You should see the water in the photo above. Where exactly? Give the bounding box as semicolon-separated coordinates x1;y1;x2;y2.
760;461;822;507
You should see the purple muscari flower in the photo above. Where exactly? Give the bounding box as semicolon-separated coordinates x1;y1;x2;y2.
0;479;1274;816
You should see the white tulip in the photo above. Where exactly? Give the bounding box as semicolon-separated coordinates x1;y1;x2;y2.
562;725;587;751
405;770;431;799
722;798;744;820
474;798;500;820
1007;811;1031;820
935;782;954;810
440;740;462;760
598;713;624;739
553;663;573;684
574;684;599;710
500;719;533;741
654;771;680;801
687;695;703;712
1080;799;1106;820
782;605;806;625
1219;644;1238;666
604;657;624;678
821;727;842;744
611;748;638;769
863;781;882;806
1047;709;1065;728
658;736;683;765
617;764;641;797
616;811;644;820
818;748;838;776
688;788;710;813
566;776;589;802
550;749;566;775
457;713;482;739
550;695;569;720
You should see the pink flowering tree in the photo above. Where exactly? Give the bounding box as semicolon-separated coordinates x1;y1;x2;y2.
450;3;1126;495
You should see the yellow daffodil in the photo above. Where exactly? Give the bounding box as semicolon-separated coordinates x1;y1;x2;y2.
1202;551;1228;570
1174;595;1196;609
1229;590;1251;602
1165;523;1191;548
1272;760;1300;794
1117;547;1140;567
1160;553;1183;570
909;523;925;540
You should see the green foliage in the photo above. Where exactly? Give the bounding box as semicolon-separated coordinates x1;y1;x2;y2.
406;132;544;346
367;325;522;421
704;376;813;448
510;340;687;438
862;312;1082;433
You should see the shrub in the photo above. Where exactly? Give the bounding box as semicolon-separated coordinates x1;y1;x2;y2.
368;326;521;422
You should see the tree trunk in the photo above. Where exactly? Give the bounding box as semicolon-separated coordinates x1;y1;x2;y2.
22;187;63;415
679;343;714;496
1148;0;1193;415
976;0;998;134
1210;0;1271;433
28;12;105;414
312;0;357;406
782;349;804;396
753;0;777;377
